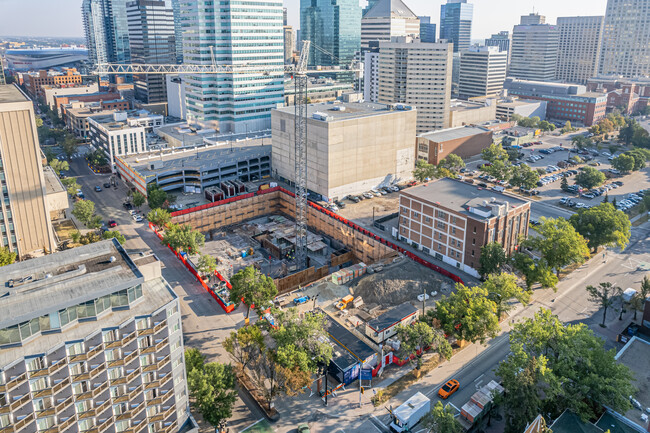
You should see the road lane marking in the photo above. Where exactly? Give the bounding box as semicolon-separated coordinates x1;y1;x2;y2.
473;373;484;383
368;415;385;433
239;418;265;432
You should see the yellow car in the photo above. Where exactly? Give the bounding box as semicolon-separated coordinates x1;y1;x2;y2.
438;379;460;399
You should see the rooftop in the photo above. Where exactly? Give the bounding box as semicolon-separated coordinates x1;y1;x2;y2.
615;336;650;425
0;84;28;105
402;178;529;220
549;411;603;433
363;0;418;19
42;165;65;195
419;125;490;142
450;100;491;112
366;302;418;332
0;240;142;329
323;312;376;363
88;109;162;131
274;101;413;122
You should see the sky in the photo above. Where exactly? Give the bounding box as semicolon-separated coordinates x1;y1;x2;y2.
0;0;608;40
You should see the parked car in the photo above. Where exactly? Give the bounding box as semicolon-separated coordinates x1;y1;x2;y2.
363;192;374;199
94;186;102;192
349;196;360;203
108;220;117;228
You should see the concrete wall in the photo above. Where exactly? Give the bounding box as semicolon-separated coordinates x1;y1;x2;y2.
171;189;396;265
271;107;417;201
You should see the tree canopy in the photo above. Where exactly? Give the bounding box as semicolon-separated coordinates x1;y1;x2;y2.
574;166;606;189
102;230;126;245
147;184;168;209
0;247;17;267
611;154;635;173
162;223;205;253
147;208;171;227
49;159;69;176
229;266;278;320
413;159;437;182
434;283;500;344
483;272;530;319
478;242;508;279
510;164;540;190
61;177;81;196
438;154;465;173
72;199;96;226
197;253;218;277
523;217;590;277
497;309;635;426
511;253;558;291
422;401;463;433
586;282;621;327
481;143;509;164
569;202;630;251
132;191;146;209
396;321;452;369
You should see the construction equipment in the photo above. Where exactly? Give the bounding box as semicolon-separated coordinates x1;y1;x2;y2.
91;41;358;272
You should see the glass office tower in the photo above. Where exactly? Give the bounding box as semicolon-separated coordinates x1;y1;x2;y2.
182;0;284;133
301;0;362;68
439;0;473;53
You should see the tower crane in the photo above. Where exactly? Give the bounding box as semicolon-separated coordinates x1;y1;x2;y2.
92;41;359;271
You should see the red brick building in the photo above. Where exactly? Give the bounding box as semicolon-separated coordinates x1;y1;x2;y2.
398;178;531;278
417;126;493;165
54;92;128;115
23;68;82;101
586;76;650;115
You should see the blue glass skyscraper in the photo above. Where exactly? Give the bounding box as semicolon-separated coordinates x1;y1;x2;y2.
439;0;473;53
419;16;437;43
82;0;131;65
300;0;361;68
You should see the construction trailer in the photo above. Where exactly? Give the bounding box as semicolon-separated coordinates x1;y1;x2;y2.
365;302;419;344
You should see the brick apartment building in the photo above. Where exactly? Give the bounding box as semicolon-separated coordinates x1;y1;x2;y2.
586;76;650;115
57;94;129;117
417;126;493;165
398;178;531;277
23;69;83;102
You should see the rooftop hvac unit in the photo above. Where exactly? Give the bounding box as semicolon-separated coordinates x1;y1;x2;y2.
330;106;346;111
312;111;332;121
391;103;411;111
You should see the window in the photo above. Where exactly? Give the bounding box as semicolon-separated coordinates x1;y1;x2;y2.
0;414;10;428
471;250;475;257
437;210;446;219
108;367;123;380
115;420;130;433
33;397;53;412
141;372;156;384
105;349;119;362
146;405;159;417
113;402;129;415
452;227;456;235
172;320;180;333
424;216;432;224
75;400;92;413
77;419;95;432
110;386;126;399
140;354;155;367
436;221;446;230
412;211;420;219
71;380;90;395
473;226;477;234
138;336;153;350
26;355;46;372
111;290;129;307
69;362;87;376
103;329;119;343
472;238;476;246
167;305;179;317
171;338;181;352
66;341;85;357
36;416;55;431
29;377;48;392
451;216;457;224
135;317;150;331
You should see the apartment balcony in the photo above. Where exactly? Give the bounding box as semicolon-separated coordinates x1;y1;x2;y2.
123;330;137;345
13;413;35;432
127;367;141;384
159;373;172;387
124;350;139;364
58;416;77;432
137;328;154;337
48;359;68;376
110;376;127;385
156;355;170;370
161;420;178;433
33;387;53;398
68;352;87;363
107;358;125;368
56;395;74;413
0;425;12;433
52;377;71;396
89;363;105;380
142;364;157;373
10;393;31;410
140;345;156;355
6;372;26;392
153;320;167;334
35;406;56;418
155;337;169;352
105;340;122;349
144;380;160;390
87;344;104;360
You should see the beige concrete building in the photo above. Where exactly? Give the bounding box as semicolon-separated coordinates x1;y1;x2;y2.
42;83;100;109
378;37;453;134
63;102;121;141
0;84;56;257
272;101;417;200
42;166;69;221
0;239;195;433
448;99;497;128
361;0;420;50
398;178;530;277
458;46;507;99
556;16;604;84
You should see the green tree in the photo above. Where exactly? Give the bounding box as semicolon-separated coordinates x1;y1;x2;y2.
162;223;205;253
538;120;555;132
484;159;512;181
187;360;237;428
35;117;43;128
619;120;639;145
574;166;605;189
147;185;168;209
147;208;171;227
61;177;81;196
0;247;17;267
510;164;540;190
422;401;463;433
483;272;531;319
438;154;465;173
413;159;437;182
586;282;622;327
625;149;649;170
560;121;573;134
61;133;78;158
132;191;146;209
224;325;264;370
396;321;451;369
571;135;592;150
481;143;509;163
434;283;500;344
560;176;569;191
197;253;217;277
569;203;631;252
478;242;508;279
70;230;81;244
49;158;69;176
72;199;95;225
229;266;278;321
512;253;558;291
102;230;126;245
523;217;590;277
185;348;206;374
611;154;635;173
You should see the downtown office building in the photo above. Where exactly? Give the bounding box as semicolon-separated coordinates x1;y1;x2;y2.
0;240;192;433
181;0;284;133
439;0;473;53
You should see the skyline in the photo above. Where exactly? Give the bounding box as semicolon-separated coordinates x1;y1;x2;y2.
0;0;608;40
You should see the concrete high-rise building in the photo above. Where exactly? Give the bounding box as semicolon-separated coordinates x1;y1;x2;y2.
363;43;380;102
509;13;559;82
439;0;473;53
0;85;56;258
284;26;296;64
0;239;193;433
378;37;453;133
301;0;362;68
599;0;650;78
556;16;604;84
283;7;288;25
419;16;436;43
127;0;176;105
485;30;510;62
181;0;284;133
82;0;131;66
458;46;507;99
361;0;420;50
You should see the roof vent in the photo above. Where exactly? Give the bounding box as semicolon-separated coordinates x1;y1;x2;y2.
109;256;116;263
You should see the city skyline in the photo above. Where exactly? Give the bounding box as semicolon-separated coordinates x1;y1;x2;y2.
1;0;608;40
